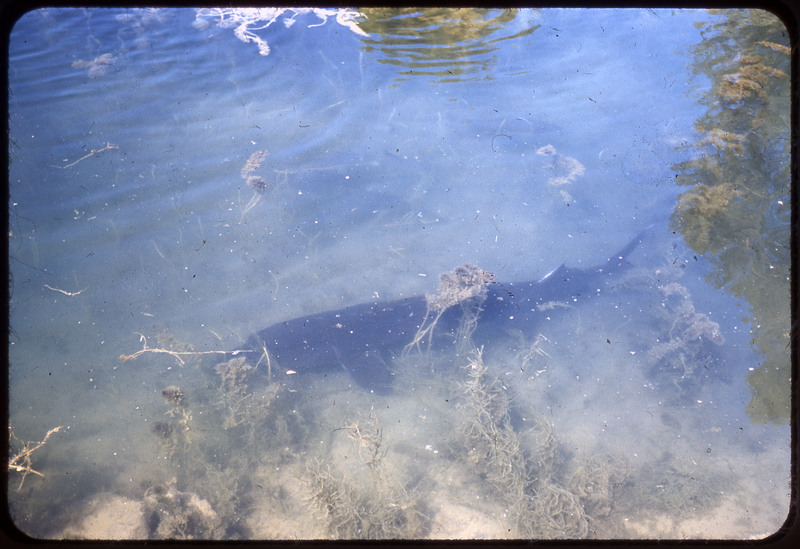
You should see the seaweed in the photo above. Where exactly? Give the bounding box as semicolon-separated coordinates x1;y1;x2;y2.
461;348;557;481
525;478;589;539
143;477;224;539
455;346;641;538
240;149;270;216
644;282;725;390
303;410;428;539
152;385;193;458
216;356;253;395
536;144;586;187
336;408;386;478
216;356;258;429
617;462;725;520
404;263;489;355
522;412;557;477
459;348;572;537
304;459;425;539
71;53;117;79
142;351;298;539
566;453;630;519
512;332;552;375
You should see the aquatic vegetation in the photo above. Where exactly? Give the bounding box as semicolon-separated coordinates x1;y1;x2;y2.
139;342;308;538
215;356;257;428
428;262;489;311
141;352;303;538
245;175;268;192
460;348;523;474
304;458;425;539
458;347;586;538
523;412;557;474
673;10;790;423
644;282;725;388
210;353;294;459
216;356;253;396
566;454;630;520
7;425;64;491
156;385;193;455
71;53;116;78
455;346;645;538
303;411;427;539
673;183;743;254
162;385;185;407
405;263;489;354
163;386;191;441
525;479;589;539
536;144;585;187
150;421;172;439
619;461;723;519
143;477;223;539
535;144;584;203
659;283;725;345
239;149;270;216
461;348;515;449
241;149;268;180
514;332;551;374
336;409;386;477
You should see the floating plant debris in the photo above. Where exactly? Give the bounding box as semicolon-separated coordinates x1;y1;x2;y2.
239;149;270;216
241;150;269;194
427;262;490;312
241;149;269;180
536;144;585;187
245;175;268;193
161;385;184;406
71;53;117;78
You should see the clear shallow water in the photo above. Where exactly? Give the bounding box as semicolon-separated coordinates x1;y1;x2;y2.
6;7;791;540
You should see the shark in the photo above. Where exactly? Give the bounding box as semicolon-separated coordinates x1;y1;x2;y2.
242;231;645;393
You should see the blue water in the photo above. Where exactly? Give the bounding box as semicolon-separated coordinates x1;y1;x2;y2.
7;7;790;539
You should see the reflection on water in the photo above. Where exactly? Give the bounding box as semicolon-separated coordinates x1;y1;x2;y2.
6;7;791;541
193;7;368;57
669;10;791;424
359;8;539;81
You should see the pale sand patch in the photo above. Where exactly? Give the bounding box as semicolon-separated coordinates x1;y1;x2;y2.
246;461;327;539
622;496;783;540
428;502;505;539
61;493;146;540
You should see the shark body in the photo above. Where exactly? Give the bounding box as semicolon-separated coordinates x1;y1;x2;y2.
243;232;644;393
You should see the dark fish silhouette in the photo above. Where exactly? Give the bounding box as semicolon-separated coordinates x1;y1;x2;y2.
244;231;645;393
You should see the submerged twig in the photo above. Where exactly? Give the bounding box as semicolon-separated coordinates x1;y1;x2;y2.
53;143;118;169
44;284;87;296
8;425;64;491
120;333;253;365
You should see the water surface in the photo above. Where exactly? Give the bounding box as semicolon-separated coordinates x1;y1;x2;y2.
7;7;791;540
